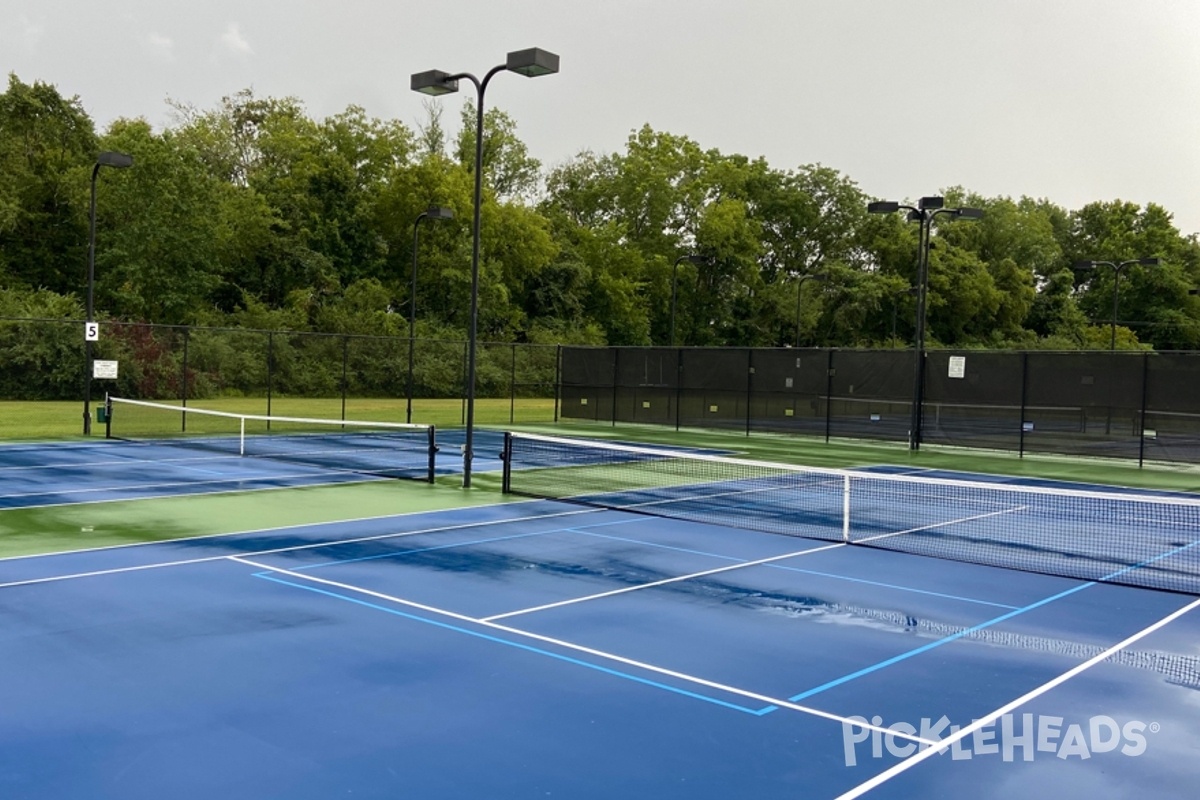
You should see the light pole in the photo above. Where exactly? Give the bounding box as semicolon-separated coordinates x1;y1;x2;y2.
1071;257;1162;350
412;48;559;487
407;206;454;424
793;273;828;347
868;196;983;450
669;254;708;346
83;151;133;435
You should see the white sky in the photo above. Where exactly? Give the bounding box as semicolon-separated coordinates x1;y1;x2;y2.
4;0;1199;236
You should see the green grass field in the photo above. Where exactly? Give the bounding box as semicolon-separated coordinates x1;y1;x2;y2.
0;397;557;440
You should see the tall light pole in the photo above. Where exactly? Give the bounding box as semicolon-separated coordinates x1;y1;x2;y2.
669;254;708;346
793;273;828;348
407;206;454;424
412;48;559;487
1072;257;1162;350
83;151;133;435
868;196;983;450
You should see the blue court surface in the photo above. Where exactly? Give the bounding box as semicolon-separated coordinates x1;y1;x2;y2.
1;437;1199;799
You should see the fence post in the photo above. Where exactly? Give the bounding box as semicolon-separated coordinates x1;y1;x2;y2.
675;348;683;432
510;343;517;425
266;331;274;428
181;327;190;433
1138;352;1150;468
611;348;619;427
341;335;349;422
745;348;753;437
1018;352;1029;458
824;349;834;444
554;345;562;423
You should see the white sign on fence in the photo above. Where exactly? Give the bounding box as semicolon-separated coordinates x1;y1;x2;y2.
92;360;119;379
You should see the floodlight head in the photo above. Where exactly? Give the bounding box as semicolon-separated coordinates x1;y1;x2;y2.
867;201;900;214
1138;257;1162;266
919;196;945;211
426;206;455;220
411;70;459;96
1072;260;1098;270
506;48;560;77
97;151;133;169
955;207;984;220
806;273;829;282
684;254;709;266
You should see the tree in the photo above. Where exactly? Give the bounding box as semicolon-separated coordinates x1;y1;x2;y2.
455;101;542;201
0;74;97;293
92;119;224;324
1066;201;1200;349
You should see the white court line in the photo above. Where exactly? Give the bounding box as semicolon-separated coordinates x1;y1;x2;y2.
482;540;847;621
0;473;383;510
0;470;372;500
0;495;546;564
0;506;600;589
0;451;253;472
856;505;1031;546
229;555;936;747
482;506;1028;622
835;593;1200;800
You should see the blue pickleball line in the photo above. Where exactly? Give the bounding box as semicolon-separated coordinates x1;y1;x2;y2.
780;536;1200;706
252;572;766;715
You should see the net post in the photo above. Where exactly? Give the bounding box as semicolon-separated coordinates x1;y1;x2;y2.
239;417;246;456
501;432;513;493
104;394;113;439
427;425;438;483
842;473;851;542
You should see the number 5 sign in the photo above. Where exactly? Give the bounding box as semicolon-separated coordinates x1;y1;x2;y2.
84;322;100;342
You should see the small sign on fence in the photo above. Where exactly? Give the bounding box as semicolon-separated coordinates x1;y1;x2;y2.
92;360;119;379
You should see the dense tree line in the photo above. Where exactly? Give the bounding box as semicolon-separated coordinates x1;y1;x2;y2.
3;73;1199;352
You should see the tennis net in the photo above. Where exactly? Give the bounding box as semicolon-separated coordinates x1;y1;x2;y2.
501;431;1200;595
106;396;438;482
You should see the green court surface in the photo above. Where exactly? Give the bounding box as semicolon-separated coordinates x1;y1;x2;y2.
0;481;512;559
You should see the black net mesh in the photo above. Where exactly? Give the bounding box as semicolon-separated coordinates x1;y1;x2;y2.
503;432;1200;596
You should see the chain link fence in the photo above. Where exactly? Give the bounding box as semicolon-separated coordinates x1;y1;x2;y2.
560;346;1200;466
1;317;561;425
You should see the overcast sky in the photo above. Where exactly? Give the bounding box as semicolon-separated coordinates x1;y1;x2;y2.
4;1;1199;236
